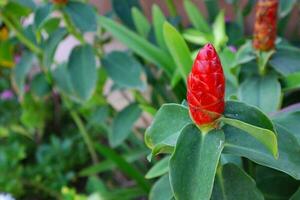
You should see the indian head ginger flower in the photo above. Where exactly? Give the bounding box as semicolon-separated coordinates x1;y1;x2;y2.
253;0;279;51
187;44;225;129
52;0;68;5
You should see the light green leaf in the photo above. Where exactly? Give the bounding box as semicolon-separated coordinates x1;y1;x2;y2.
163;22;193;82
149;175;173;200
110;103;142;147
183;0;210;33
283;72;300;91
145;156;170;179
132;7;150;37
212;164;264;200
68;44;97;101
212;11;227;50
235;40;255;65
99;16;174;77
102;51;146;91
221;117;278;158
152;4;167;50
182;29;213;45
238;75;281;113
170;125;224;200
64;1;97;32
145;103;192;153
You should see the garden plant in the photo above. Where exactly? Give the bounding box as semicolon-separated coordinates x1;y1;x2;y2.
0;0;300;199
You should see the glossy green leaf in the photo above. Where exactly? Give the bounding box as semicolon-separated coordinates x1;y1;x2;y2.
149;175;173;200
145;104;192;153
145;156;169;179
269;46;300;76
170;125;224;200
132;7;150;38
95;143;150;192
212;164;264;200
111;0;141;29
64;1;97;32
102;51;146;91
52;63;75;97
256;166;299;200
34;3;52;30
223;123;300;180
235;40;255;65
183;0;210;33
41;18;61;34
68;44;97;101
13;52;35;97
99;16;174;77
279;0;296;18
221;117;278;158
31;73;51;98
182;29;213;45
283;72;300;91
163;22;193;82
152;5;167;50
238;75;281;113
109;103;142;147
291;187;300;200
212;11;227;50
42;28;67;69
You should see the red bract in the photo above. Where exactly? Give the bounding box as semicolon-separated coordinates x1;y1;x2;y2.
52;0;68;5
187;44;225;126
253;0;278;51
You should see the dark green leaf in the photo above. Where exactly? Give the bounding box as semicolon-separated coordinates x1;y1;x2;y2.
109;103;142;147
31;73;51;98
52;63;75;97
238;75;281;113
102;51;146;91
34;3;52;30
279;0;296;18
149;175;173;200
64;1;97;32
291;187;300;200
212;164;264;200
170;125;224;200
68;44;97;101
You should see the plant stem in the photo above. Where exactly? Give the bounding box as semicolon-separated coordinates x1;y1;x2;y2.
70;109;99;164
62;12;85;44
0;13;43;55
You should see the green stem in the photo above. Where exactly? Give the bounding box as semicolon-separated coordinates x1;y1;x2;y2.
70;109;99;164
0;13;43;55
62;12;85;44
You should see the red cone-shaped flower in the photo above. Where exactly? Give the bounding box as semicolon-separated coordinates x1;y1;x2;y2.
253;0;278;51
52;0;68;5
187;44;225;126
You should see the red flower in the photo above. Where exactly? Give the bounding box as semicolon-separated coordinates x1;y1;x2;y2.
253;0;278;51
52;0;68;5
187;44;225;126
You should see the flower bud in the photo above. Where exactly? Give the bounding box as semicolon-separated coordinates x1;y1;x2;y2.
187;44;225;126
253;0;278;51
52;0;68;5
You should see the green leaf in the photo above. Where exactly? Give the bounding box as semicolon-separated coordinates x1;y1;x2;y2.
145;156;170;179
283;72;300;91
221;117;278;158
41;18;61;34
13;52;35;97
102;51;147;91
238;75;281;114
235;40;255;65
0;41;14;68
110;103;142;147
223;101;278;158
170;125;224;200
269;46;300;76
182;29;213;45
255;166;299;200
291;187;300;200
111;0;141;29
64;1;97;32
95;143;150;192
34;3;52;30
52;63;75;97
219;47;238;86
279;0;296;18
152;5;167;50
163;22;193;82
99;16;174;77
183;0;210;33
223;123;300;180
145;104;192;153
132;7;150;37
42;28;67;69
67;44;97;101
31;73;51;98
149;175;173;200
212;164;264;200
204;0;219;22
212;11;227;50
